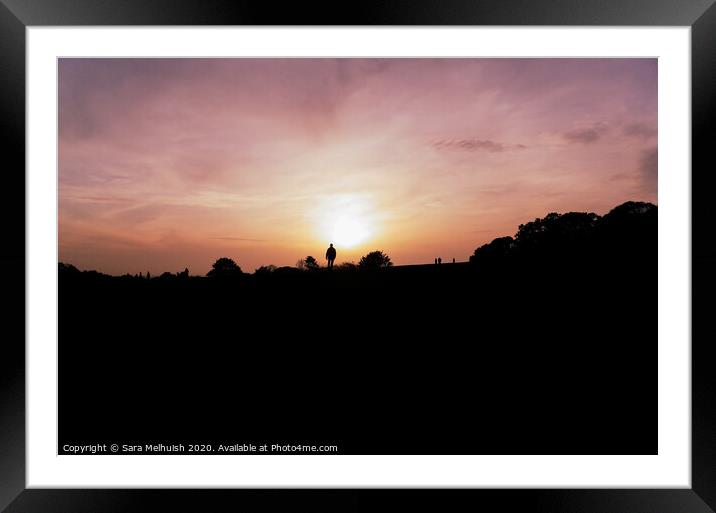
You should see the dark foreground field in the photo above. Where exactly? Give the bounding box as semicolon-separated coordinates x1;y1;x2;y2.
59;203;656;455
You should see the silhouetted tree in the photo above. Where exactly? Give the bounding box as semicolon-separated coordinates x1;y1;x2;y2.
299;255;320;271
254;265;277;276
207;257;243;278
359;250;393;270
59;262;80;274
596;201;657;257
335;262;358;272
515;212;599;250
469;201;656;269
510;211;600;262
599;201;656;233
470;236;515;264
296;256;319;271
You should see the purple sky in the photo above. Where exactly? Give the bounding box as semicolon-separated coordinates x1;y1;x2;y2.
59;58;657;275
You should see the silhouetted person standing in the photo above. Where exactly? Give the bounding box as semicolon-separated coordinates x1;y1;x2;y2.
438;257;442;265
326;243;337;269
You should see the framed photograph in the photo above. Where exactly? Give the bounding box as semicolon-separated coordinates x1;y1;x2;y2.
3;1;713;511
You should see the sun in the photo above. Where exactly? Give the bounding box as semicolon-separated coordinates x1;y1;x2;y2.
313;194;377;249
310;192;380;248
330;215;371;248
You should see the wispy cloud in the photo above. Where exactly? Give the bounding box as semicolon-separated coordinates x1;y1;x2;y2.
623;122;657;139
640;147;658;194
432;139;527;153
562;122;608;144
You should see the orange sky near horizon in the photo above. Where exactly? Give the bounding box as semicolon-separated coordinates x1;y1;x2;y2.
59;58;657;276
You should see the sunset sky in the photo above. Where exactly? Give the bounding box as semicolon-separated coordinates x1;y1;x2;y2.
59;58;657;275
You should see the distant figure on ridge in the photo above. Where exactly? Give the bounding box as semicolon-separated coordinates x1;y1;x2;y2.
435;258;438;265
438;257;442;265
326;243;337;269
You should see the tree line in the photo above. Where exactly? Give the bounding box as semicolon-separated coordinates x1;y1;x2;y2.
469;200;656;266
58;200;655;280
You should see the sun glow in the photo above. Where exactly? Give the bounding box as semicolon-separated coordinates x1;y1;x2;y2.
330;215;371;248
314;193;377;249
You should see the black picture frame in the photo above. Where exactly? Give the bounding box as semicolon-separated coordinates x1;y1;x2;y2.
2;1;713;511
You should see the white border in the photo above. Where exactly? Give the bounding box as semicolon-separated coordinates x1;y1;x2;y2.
27;27;691;488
